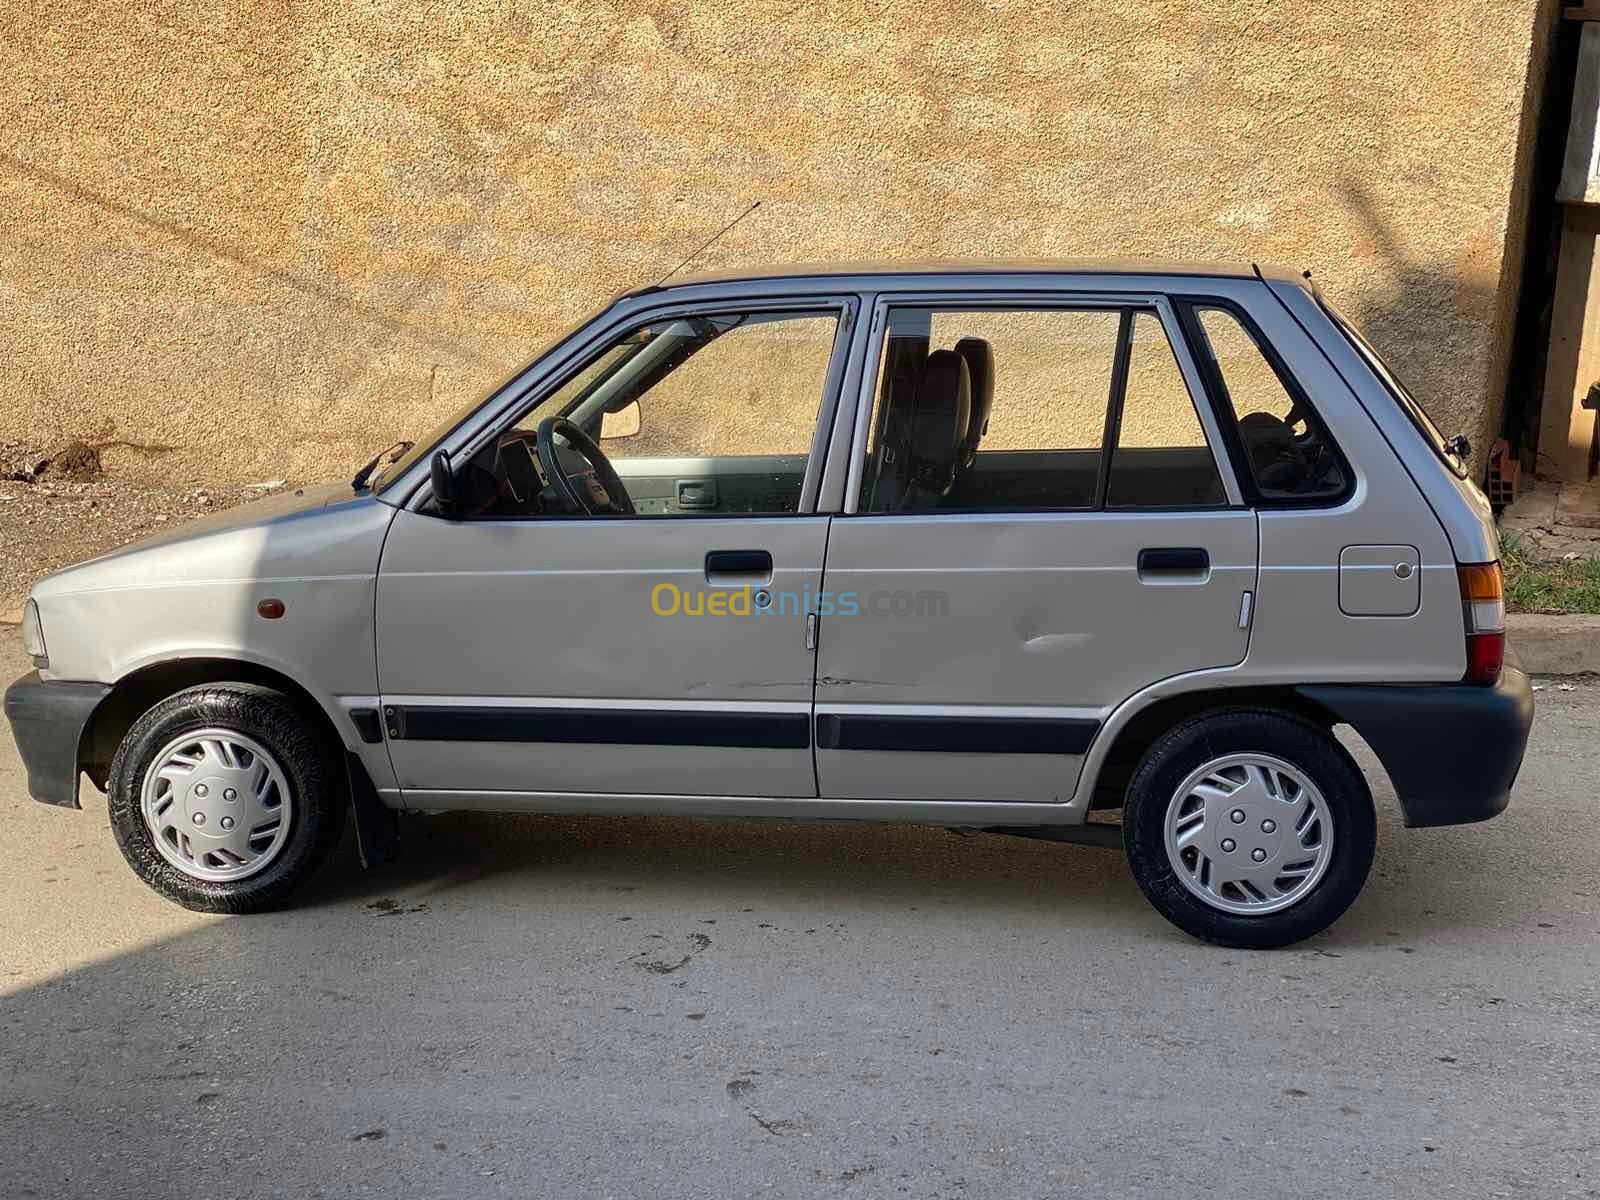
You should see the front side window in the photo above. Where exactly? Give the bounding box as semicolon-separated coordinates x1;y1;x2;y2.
859;306;1225;513
457;309;842;518
1190;306;1349;503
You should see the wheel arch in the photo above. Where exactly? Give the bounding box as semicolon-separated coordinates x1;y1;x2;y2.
1084;685;1343;812
79;656;354;791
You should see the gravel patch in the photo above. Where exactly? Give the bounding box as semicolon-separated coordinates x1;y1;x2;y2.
0;447;289;618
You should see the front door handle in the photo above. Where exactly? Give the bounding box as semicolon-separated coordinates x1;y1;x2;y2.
1137;547;1210;576
706;549;773;585
678;479;718;509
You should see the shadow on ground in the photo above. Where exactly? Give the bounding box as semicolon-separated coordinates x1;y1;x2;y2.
3;763;1594;1200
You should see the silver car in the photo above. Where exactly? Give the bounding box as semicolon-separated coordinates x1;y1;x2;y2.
3;261;1533;947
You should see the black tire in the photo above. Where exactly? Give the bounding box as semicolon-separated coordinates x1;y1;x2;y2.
1123;708;1375;949
108;683;346;913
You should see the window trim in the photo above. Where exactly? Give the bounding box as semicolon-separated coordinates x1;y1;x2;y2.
840;293;1242;516
1175;296;1356;511
1099;305;1231;512
413;296;858;520
1091;309;1136;509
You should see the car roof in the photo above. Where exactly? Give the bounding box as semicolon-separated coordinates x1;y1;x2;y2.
622;258;1303;296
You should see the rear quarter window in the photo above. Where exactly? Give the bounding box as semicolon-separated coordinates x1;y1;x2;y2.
1184;304;1351;505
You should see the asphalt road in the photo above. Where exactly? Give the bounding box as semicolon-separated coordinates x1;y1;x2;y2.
2;626;1598;1199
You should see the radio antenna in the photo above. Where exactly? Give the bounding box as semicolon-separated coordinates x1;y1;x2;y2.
655;200;761;287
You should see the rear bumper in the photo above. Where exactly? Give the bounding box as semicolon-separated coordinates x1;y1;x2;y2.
1296;665;1534;828
3;671;110;809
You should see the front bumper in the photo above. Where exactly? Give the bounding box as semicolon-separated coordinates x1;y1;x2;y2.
4;671;111;809
1297;665;1535;828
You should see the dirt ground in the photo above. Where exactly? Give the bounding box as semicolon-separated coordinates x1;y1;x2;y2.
0;442;287;618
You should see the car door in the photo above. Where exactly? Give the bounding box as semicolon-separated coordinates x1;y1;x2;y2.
813;296;1257;804
375;298;856;804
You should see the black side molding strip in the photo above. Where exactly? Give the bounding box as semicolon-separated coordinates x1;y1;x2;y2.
815;713;1098;755
388;705;810;750
384;705;1098;757
349;708;384;745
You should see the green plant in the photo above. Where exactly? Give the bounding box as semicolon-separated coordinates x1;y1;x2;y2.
1500;532;1600;614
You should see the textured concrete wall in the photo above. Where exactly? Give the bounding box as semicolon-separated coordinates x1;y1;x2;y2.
0;0;1550;484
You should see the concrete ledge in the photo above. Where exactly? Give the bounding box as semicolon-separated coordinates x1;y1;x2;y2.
1508;612;1600;675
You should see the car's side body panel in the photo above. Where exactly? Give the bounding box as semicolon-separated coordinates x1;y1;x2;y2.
812;508;1258;802
374;509;829;799
1214;278;1466;684
29;487;398;791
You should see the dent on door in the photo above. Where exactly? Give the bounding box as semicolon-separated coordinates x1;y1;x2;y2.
812;510;1259;803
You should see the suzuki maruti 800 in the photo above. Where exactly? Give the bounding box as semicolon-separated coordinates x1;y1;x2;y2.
4;262;1533;947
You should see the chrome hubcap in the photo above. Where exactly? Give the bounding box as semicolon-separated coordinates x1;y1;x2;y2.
140;729;292;882
1162;753;1333;916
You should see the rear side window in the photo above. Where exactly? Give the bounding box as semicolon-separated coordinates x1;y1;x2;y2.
1189;306;1349;504
861;306;1119;512
858;306;1226;513
1106;313;1227;508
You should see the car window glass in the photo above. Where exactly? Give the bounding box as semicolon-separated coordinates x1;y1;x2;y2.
1194;307;1348;502
606;313;837;459
861;307;1120;512
1106;313;1226;507
461;309;840;518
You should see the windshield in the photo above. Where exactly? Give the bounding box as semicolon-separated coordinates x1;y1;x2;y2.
1321;301;1466;478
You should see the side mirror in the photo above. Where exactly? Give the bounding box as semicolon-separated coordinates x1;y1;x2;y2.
600;400;641;440
429;449;459;517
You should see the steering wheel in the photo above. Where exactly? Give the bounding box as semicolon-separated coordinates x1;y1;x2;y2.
535;416;635;515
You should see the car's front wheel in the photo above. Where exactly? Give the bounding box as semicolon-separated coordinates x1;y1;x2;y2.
1123;709;1376;949
108;683;346;912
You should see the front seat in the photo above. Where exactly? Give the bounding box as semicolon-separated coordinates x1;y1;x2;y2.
952;337;994;470
895;348;972;510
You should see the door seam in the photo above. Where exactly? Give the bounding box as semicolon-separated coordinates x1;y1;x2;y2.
810;513;835;796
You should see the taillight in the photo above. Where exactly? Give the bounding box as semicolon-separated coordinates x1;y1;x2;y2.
1458;562;1505;685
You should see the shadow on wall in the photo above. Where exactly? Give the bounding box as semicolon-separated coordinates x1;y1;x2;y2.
0;151;513;481
0;152;501;375
1332;180;1503;468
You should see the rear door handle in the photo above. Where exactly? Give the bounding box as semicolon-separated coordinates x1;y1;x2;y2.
1137;547;1210;574
705;549;772;585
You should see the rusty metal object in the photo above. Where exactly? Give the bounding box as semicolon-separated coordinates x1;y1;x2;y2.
1487;438;1521;511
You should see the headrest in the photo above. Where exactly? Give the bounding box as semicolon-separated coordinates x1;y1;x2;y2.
907;349;971;493
953;337;994;467
1238;410;1301;491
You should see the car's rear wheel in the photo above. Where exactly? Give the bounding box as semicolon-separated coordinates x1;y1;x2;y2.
1123;709;1375;948
108;683;346;913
